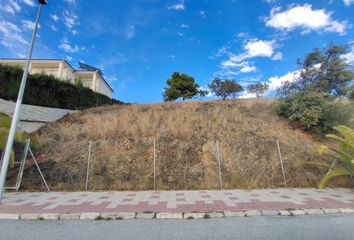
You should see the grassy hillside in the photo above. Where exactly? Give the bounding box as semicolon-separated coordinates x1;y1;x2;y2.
8;99;352;191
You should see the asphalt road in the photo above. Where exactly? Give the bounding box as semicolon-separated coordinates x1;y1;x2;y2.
1;215;354;240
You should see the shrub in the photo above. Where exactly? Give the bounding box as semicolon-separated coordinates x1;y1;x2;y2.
0;64;123;110
276;92;353;134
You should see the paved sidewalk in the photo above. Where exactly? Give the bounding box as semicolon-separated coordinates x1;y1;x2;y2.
0;188;353;219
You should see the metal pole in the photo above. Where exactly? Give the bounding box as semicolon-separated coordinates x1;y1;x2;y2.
0;3;44;203
276;139;287;188
153;138;156;190
326;159;337;176
216;140;223;190
85;141;92;191
29;148;49;192
15;139;31;191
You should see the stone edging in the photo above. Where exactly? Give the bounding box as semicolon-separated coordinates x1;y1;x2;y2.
0;208;353;220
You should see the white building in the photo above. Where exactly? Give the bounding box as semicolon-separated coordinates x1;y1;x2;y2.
0;58;113;98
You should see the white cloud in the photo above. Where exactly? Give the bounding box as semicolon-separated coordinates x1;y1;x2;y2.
66;56;73;61
1;2;21;15
50;25;58;31
22;0;35;7
226;39;275;63
221;60;243;68
342;46;354;64
65;0;76;5
198;10;206;18
264;0;278;4
265;4;348;35
0;20;28;47
268;70;300;93
50;14;59;22
59;38;84;53
343;0;354;6
63;10;78;29
21;20;40;31
240;70;301;99
240;65;256;73
71;30;79;35
168;1;185;11
176;31;184;37
272;52;283;60
238;92;257;99
17;53;26;58
126;25;135;39
180;23;189;28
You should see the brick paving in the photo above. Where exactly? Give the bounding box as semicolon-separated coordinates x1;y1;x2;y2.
0;188;353;216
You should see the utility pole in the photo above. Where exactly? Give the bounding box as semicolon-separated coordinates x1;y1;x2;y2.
0;0;47;203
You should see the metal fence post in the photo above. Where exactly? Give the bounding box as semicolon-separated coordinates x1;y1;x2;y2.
326;159;337;176
153;138;156;190
28;147;50;192
85;141;92;191
216;140;223;190
276;139;287;188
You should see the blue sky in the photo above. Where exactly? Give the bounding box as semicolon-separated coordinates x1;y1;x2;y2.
0;0;353;103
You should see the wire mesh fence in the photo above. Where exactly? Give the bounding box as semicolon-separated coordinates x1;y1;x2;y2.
4;134;329;191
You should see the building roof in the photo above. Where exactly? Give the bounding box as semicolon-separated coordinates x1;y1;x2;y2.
0;58;114;92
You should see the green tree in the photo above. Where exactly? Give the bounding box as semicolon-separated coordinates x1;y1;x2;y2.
208;78;243;100
247;82;269;98
163;72;206;101
278;44;353;97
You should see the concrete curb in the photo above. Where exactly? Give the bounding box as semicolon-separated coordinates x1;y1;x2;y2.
1;208;354;220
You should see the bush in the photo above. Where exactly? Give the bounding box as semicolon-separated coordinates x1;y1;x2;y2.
0;64;123;110
276;92;353;134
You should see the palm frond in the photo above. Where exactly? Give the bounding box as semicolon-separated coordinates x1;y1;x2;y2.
319;166;353;189
294;161;330;169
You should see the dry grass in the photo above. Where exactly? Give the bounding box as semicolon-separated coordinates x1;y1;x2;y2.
12;99;351;191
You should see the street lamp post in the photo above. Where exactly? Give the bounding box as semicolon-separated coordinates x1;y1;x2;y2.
0;0;47;203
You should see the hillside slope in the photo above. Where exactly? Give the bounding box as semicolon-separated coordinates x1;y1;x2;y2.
9;99;349;191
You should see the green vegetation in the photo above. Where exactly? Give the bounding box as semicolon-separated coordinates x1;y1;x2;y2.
208;78;243;100
276;44;354;135
297;125;354;188
247;82;269;98
0;113;39;167
163;72;208;101
0;64;123;110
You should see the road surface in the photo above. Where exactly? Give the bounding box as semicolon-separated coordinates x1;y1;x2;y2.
1;215;353;240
